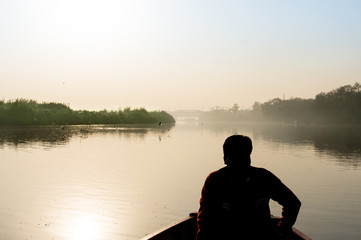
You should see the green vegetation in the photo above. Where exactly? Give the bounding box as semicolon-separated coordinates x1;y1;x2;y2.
258;82;361;124
0;99;175;126
196;82;361;125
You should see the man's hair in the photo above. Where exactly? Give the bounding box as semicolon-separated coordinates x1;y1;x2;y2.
223;135;253;158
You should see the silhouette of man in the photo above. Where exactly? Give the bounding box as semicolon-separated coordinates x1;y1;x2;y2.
197;135;301;240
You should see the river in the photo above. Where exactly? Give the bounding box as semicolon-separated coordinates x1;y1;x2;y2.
1;122;361;240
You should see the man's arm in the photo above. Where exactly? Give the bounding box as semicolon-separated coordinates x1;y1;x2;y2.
270;174;301;231
197;175;213;240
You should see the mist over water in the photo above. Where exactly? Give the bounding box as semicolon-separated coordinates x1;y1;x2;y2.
1;122;361;240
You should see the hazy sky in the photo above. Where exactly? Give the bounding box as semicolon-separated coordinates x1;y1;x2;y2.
1;0;360;111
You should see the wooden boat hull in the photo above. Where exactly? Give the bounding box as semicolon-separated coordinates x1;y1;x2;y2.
141;213;311;240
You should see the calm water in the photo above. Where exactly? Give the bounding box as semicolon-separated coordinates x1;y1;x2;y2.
1;122;361;240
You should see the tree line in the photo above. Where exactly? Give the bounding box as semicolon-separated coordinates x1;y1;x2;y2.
0;99;175;126
200;83;361;125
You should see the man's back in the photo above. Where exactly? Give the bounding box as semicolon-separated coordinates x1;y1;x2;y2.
197;166;301;240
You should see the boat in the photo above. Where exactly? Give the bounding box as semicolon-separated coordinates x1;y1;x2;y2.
141;213;312;240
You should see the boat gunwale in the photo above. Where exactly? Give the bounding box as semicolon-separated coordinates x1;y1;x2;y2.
141;213;312;240
141;213;197;240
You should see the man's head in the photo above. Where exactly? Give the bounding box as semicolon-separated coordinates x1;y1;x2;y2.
223;135;253;167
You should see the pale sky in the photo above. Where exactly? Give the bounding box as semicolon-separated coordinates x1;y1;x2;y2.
1;0;360;111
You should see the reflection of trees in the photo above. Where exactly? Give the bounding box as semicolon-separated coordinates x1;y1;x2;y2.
251;124;361;167
196;122;361;167
311;126;361;168
0;126;74;147
0;124;174;148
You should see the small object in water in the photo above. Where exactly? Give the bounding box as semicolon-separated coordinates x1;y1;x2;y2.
80;128;89;133
159;122;162;126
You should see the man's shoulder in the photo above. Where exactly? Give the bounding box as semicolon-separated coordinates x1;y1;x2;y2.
209;166;228;175
206;167;228;180
208;166;273;175
206;166;278;180
250;166;278;179
250;166;270;173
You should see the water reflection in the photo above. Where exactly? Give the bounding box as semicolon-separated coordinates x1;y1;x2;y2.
251;124;361;161
65;212;101;240
0;124;174;149
192;122;361;167
1;123;360;166
1;122;361;240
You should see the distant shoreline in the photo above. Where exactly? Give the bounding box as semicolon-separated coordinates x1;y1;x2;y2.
171;82;361;125
0;99;175;126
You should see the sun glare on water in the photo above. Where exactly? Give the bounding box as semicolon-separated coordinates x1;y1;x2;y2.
66;213;102;240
